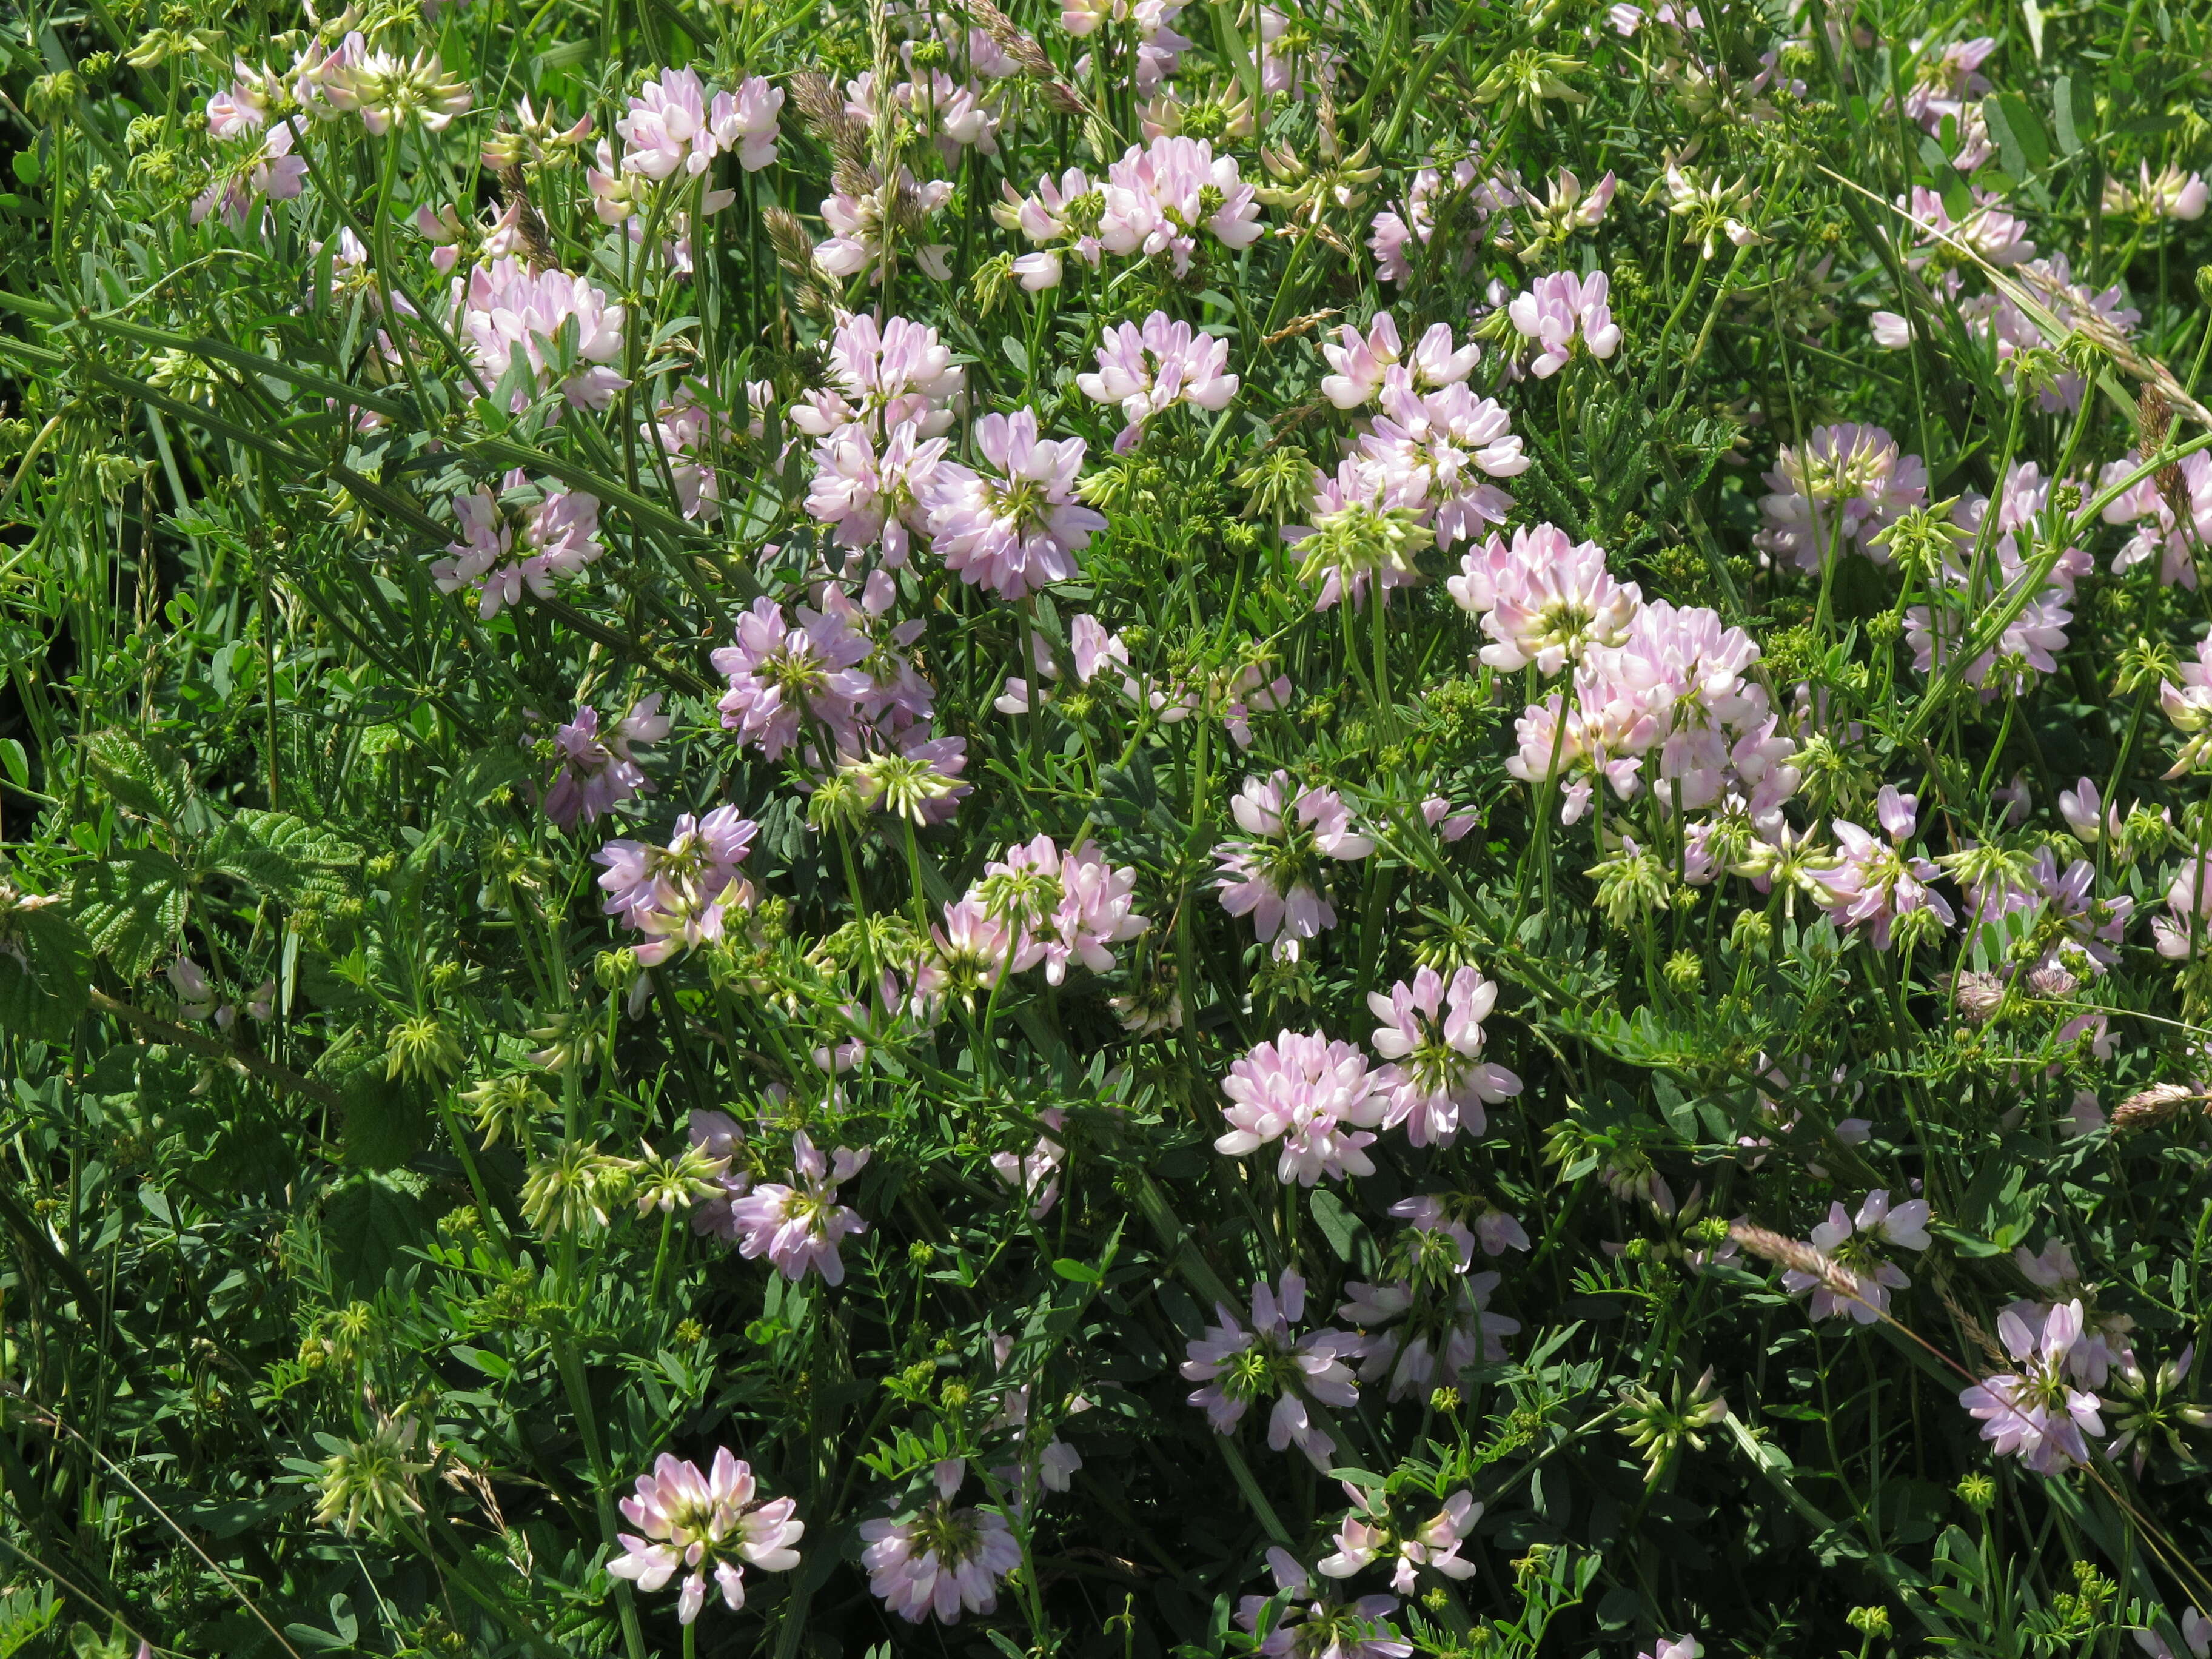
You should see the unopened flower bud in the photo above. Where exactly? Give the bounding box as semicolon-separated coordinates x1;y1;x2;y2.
384;1013;463;1083
1890;905;1948;953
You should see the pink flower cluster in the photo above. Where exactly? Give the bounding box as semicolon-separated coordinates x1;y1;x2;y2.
1903;462;2085;696
816;169;957;283
1449;522;1641;675
1216;1029;1386;1185
1498;569;1796;826
1290;313;1526;597
606;1448;802;1623
1755;423;1929;573
1506;270;1622;377
1338;1198;1523;1398
2151;857;2212;960
594;806;760;968
1319;1484;1481;1594
993;165;1108;292
2105;447;2212;591
788;320;1100;594
795;313;964;567
808;421;952;565
1218;971;1524;1182
846;68;1000;163
191;116;307;229
457;260;630;414
544;695;669;830
1368;160;1516;284
990;1106;1066;1219
1811;787;1954;951
999;136;1262;284
792;312;965;442
1900;36;1996;170
1212;773;1375;959
643;381;771;523
1962;843;2131;975
712;580;949;806
617;69;782;192
1076;310;1239;452
1780;1188;1931;1323
432;469;605;618
1238;1551;1412;1659
1061;0;1193;93
1181;1272;1361;1468
966;834;1150;985
994;612;1131;716
925;409;1107;597
1899;184;2036;268
725;1132;870;1284
1959;1299;2106;1473
1099;136;1264;276
859;1460;1022;1624
1367;967;1523;1147
1318;312;1481;411
1903;255;2141;414
712;594;874;760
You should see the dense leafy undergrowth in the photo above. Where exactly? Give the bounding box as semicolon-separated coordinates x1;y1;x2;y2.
2;0;2212;1654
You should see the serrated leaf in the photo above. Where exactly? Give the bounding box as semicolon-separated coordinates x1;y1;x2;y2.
340;1071;431;1170
73;849;190;979
323;1171;431;1296
0;903;91;1042
204;808;363;901
446;745;537;806
82;728;190;823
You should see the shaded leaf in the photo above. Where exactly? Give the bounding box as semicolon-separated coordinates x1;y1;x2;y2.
0;903;91;1042
323;1171;431;1296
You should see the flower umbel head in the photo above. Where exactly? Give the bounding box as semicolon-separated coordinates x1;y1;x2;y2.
607;1448;804;1623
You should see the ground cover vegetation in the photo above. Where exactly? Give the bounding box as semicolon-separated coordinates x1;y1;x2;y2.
1;0;2211;1652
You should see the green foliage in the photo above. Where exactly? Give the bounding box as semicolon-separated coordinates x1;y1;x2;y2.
2;0;2211;1654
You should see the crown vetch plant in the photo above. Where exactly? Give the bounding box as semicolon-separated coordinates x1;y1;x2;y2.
4;0;2212;1654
